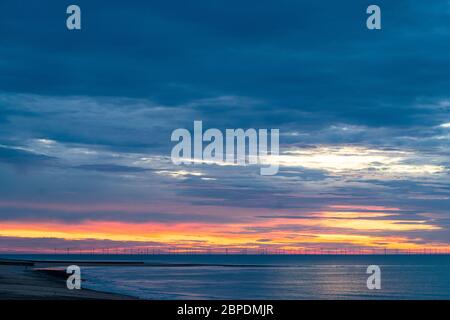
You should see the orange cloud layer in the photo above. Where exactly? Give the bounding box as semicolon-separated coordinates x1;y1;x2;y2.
1;215;448;251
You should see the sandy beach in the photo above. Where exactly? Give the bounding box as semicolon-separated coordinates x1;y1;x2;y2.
0;260;133;300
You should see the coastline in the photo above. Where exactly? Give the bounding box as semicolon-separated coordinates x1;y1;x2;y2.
0;261;135;300
3;255;450;299
0;256;282;300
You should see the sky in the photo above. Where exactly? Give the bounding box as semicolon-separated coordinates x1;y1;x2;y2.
0;0;449;253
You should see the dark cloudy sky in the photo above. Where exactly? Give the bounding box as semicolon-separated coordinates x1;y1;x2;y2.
0;0;449;252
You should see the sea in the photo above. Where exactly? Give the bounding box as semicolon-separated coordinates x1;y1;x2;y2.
2;254;450;299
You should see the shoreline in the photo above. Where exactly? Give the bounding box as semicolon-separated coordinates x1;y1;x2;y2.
3;255;450;300
0;261;135;300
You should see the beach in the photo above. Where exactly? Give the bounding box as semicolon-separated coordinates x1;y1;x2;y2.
0;260;133;300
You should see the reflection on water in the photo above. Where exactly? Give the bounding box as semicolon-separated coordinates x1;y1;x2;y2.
71;255;450;299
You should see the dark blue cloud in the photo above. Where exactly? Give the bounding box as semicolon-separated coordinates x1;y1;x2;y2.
74;164;151;173
1;1;449;127
0;145;55;166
